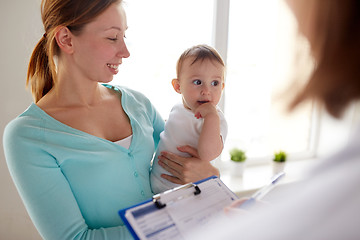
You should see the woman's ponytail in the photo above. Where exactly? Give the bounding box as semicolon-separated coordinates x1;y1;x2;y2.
26;35;54;103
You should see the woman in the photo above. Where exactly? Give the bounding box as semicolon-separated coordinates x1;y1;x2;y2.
3;0;218;239
191;0;360;239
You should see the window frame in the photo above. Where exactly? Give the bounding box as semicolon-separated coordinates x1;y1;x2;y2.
212;0;320;167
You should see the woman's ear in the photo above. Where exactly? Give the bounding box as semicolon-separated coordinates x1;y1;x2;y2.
54;26;74;54
171;78;181;94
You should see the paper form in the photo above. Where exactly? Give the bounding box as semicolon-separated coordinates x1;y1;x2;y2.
166;179;236;239
126;202;182;240
123;177;238;240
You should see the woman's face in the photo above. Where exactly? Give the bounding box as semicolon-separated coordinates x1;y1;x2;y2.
71;3;130;83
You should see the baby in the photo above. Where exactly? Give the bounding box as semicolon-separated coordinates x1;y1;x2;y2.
150;44;228;194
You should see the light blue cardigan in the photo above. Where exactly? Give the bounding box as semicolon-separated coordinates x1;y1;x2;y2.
3;85;164;239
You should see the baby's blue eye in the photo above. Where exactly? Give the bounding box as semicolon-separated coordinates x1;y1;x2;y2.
193;79;202;85
212;80;220;86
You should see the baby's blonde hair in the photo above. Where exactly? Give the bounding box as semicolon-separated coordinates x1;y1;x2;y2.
176;44;225;79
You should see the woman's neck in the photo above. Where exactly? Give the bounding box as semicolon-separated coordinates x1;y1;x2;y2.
38;73;110;110
54;80;104;107
52;56;111;107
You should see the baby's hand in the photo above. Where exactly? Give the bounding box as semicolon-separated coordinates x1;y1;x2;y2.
194;102;218;119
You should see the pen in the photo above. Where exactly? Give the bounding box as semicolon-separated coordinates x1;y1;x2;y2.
238;171;285;209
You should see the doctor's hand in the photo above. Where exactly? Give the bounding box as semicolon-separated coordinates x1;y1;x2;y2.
158;145;219;185
224;198;271;216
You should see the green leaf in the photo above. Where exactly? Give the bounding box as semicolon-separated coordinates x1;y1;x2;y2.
230;148;247;162
273;151;287;162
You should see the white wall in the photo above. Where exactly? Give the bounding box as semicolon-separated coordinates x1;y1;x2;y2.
0;1;42;239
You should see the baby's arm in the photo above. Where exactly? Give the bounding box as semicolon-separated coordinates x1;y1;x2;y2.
195;103;223;161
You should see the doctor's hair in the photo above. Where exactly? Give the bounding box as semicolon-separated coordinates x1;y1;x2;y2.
175;44;225;79
26;0;122;103
289;0;360;118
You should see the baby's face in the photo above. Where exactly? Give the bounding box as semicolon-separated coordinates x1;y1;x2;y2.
176;58;225;112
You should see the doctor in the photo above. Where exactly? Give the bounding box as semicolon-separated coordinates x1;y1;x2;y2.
191;0;360;239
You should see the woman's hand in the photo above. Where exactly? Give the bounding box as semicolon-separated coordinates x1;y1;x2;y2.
157;145;220;184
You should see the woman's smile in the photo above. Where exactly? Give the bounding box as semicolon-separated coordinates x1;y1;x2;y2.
107;63;120;74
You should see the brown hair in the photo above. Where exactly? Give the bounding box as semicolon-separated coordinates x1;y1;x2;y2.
176;44;225;79
289;0;360;118
27;0;121;102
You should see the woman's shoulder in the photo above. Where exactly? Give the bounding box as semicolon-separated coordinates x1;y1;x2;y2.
3;104;44;143
107;84;155;109
103;84;148;100
6;103;42;124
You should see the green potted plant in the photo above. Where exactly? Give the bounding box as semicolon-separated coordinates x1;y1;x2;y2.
229;148;247;177
230;148;247;162
273;150;287;174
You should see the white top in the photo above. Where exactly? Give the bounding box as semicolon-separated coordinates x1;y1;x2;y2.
150;103;227;194
114;135;132;149
190;122;360;240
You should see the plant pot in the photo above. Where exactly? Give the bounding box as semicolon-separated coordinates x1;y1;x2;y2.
272;161;286;175
230;161;245;178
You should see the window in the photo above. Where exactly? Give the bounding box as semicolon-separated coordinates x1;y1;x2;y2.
223;0;317;164
115;0;215;115
112;0;317;166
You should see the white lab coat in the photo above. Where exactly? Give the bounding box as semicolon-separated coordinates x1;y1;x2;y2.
190;123;360;240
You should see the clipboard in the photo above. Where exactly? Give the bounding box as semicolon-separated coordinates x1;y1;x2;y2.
118;176;238;240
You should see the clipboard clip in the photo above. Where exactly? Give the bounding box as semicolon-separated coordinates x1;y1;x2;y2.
152;183;201;209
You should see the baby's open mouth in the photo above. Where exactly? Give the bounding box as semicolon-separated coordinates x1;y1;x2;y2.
198;100;209;105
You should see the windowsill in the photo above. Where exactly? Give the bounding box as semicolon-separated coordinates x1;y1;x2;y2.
219;158;317;197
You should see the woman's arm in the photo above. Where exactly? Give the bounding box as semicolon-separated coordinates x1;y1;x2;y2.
3;120;132;240
157;145;220;184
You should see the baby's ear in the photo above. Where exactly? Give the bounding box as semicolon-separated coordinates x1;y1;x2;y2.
171;78;181;94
